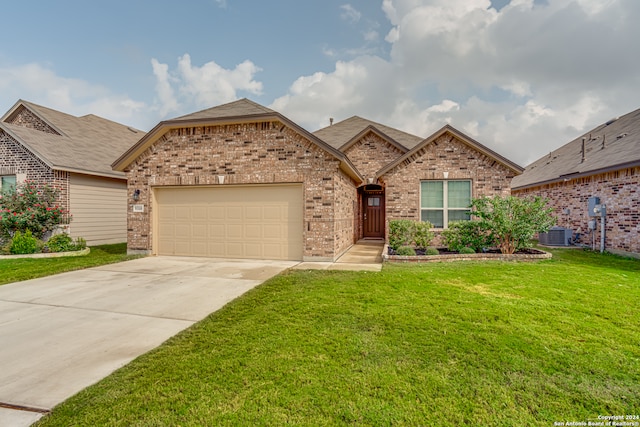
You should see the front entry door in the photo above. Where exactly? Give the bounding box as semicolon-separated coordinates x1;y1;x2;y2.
364;194;384;238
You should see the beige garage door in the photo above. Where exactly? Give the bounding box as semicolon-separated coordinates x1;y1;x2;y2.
154;184;303;260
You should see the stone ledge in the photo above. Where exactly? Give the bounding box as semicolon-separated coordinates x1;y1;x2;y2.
0;247;90;260
382;245;551;263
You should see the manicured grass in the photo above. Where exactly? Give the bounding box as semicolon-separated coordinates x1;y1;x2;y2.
36;249;639;426
0;243;138;285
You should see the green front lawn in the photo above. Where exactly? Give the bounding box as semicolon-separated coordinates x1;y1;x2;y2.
37;249;639;426
0;243;138;285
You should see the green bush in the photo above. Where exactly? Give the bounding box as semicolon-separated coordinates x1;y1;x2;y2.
471;195;556;254
46;233;87;253
388;220;414;250
426;247;440;255
458;246;476;254
47;233;74;252
0;181;70;239
442;220;494;252
413;220;434;249
388;219;434;250
74;237;87;250
10;230;39;254
396;245;416;256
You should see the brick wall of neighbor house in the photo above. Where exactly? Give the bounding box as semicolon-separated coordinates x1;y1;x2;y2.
513;166;640;257
0;130;70;213
125;120;357;261
5;106;60;135
343;133;405;181
381;133;515;244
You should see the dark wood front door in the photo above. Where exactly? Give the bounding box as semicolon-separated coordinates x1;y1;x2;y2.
364;194;384;238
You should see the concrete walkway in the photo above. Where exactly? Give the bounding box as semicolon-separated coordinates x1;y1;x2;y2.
292;239;384;272
0;256;297;426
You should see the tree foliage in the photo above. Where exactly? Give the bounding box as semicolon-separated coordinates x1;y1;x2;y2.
471;195;556;254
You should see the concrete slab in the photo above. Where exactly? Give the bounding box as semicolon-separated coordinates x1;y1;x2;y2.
0;407;43;427
0;256;295;425
293;241;384;272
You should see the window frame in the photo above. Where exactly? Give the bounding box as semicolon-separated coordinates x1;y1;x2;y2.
420;179;472;228
1;175;16;193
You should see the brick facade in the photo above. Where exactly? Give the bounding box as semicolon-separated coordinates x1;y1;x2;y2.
513;167;640;257
380;133;516;244
343;132;404;181
124;120;357;261
5;106;60;135
0;130;70;212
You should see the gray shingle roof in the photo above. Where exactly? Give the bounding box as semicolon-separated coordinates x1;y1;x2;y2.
512;107;640;189
171;98;276;122
0;100;145;178
312;116;423;151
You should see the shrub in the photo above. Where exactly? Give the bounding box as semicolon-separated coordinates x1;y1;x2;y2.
388;220;434;250
413;220;434;249
74;237;87;250
388;220;414;250
442;220;494;252
458;246;476;254
471;195;556;254
47;233;74;252
10;230;39;254
46;233;87;253
0;181;70;240
426;247;440;255
396;245;416;256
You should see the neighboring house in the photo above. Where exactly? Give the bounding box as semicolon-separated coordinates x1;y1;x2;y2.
112;99;523;261
0;100;145;245
512;108;640;258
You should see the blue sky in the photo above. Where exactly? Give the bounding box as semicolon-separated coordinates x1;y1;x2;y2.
1;0;638;166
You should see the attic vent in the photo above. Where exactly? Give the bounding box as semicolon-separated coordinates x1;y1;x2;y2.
605;117;618;126
127;127;138;133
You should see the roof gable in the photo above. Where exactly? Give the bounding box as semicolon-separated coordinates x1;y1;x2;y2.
512;107;640;189
313;116;422;151
0;100;145;178
376;124;523;178
112;99;363;184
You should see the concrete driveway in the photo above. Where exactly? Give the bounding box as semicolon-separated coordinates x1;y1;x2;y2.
0;256;297;426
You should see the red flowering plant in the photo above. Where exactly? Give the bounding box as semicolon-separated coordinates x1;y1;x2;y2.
0;181;70;241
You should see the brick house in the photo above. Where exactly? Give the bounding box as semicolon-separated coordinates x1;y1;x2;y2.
512;108;640;258
0;100;145;244
113;99;523;261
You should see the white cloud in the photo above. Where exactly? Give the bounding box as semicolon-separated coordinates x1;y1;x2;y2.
0;62;147;128
271;56;398;130
214;0;227;8
150;54;263;118
151;59;178;117
340;4;362;23
273;0;640;166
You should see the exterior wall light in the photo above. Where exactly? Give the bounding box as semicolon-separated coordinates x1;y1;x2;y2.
132;189;140;201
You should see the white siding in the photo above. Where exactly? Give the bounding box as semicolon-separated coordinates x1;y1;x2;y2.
69;173;127;245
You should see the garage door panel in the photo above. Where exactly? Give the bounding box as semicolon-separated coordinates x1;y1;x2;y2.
155;185;302;260
227;206;242;220
245;206;262;220
209;224;225;238
192;207;207;220
175;207;191;220
208;207;225;220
